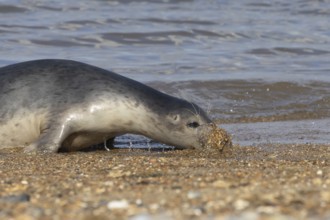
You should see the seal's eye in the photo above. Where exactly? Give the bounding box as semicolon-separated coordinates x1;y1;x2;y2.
187;122;200;128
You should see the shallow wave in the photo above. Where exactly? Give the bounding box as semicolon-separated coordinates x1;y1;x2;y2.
248;47;329;56
223;119;330;146
0;5;27;13
148;80;330;122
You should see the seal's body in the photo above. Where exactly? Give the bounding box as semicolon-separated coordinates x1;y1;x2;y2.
0;59;218;153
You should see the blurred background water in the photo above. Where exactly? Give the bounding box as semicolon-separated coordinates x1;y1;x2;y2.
0;0;329;146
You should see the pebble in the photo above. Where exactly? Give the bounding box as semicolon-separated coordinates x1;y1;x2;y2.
187;191;201;199
316;169;323;176
130;212;172;220
224;211;259;220
0;193;30;203
212;179;232;188
223;211;295;220
256;206;277;214
135;199;143;206
130;213;153;220
107;200;129;210
21;180;28;185
192;207;203;216
108;170;125;178
233;199;249;210
149;203;160;211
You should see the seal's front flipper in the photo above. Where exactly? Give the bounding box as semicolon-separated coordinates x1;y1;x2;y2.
24;122;71;153
25;139;61;153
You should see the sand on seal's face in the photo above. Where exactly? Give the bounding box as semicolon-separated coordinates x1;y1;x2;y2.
200;123;232;152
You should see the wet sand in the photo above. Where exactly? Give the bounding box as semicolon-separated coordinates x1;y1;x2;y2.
0;144;329;220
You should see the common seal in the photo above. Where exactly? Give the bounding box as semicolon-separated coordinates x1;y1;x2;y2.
0;59;230;153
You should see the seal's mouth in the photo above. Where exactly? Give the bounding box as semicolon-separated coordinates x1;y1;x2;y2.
199;123;232;152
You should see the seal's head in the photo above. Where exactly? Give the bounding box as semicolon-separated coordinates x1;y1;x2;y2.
141;98;231;151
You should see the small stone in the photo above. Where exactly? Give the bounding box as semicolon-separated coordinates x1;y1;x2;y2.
187;191;201;199
108;170;132;178
316;170;323;176
233;199;249;210
130;213;153;220
0;193;30;203
26;207;44;219
192;207;203;216
108;170;124;178
21;180;28;185
107;200;129;210
257;206;277;214
149;203;159;211
135;199;143;206
104;181;114;186
227;211;259;220
212;179;231;188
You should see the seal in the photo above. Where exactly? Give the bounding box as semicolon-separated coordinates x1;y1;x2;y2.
0;59;230;153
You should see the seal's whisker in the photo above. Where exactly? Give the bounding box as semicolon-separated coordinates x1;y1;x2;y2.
197;103;201;115
189;101;200;117
193;102;199;116
184;108;199;118
206;101;213;115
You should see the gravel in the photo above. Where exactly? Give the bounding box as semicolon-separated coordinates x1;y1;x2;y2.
0;144;329;219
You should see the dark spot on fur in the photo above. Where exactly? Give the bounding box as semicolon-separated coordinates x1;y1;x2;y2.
15;123;20;127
